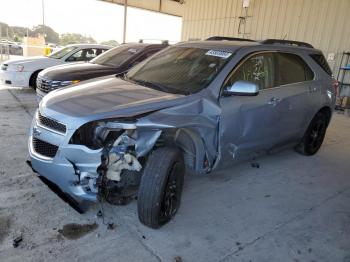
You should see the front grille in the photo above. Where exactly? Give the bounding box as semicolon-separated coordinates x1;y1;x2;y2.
32;137;58;158
37;112;66;133
37;76;53;93
1;64;8;71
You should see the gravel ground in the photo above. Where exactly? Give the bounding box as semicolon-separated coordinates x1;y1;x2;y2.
0;85;350;262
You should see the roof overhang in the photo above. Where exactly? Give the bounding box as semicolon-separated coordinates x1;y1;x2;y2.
99;0;184;17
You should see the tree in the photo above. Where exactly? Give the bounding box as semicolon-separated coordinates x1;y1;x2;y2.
100;40;119;46
59;33;97;45
11;26;29;42
32;24;59;44
0;22;14;39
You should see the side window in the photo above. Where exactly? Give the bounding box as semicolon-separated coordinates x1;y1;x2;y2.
67;48;99;62
277;53;314;85
226;53;275;90
144;49;161;59
96;48;107;56
134;49;160;64
310;54;332;76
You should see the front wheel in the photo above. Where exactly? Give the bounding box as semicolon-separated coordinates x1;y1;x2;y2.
295;112;328;155
137;147;185;229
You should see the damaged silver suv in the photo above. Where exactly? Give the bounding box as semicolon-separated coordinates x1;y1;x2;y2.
28;38;336;228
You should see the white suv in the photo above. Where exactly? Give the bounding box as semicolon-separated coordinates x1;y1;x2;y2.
0;44;110;88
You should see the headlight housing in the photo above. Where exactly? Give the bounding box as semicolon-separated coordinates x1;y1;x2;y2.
51;80;80;88
60;80;80;87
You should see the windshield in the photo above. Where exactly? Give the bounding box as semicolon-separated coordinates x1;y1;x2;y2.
126;46;232;95
91;45;142;67
48;46;78;59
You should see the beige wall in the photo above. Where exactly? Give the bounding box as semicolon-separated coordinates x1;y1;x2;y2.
181;0;350;72
22;35;46;57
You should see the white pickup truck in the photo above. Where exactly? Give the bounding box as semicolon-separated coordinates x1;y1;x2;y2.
0;44;111;88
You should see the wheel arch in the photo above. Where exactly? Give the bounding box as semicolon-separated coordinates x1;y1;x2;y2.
318;106;332;126
29;69;43;88
166;128;208;174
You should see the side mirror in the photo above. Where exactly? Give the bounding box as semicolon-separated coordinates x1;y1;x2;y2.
223;80;259;96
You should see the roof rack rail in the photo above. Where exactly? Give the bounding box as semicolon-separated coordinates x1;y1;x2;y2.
206;36;256;42
138;39;169;45
261;39;314;48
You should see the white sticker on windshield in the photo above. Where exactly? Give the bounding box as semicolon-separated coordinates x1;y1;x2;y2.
205;50;232;59
128;48;138;53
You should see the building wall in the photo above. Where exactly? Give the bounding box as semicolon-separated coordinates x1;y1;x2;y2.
22;35;45;57
181;0;350;72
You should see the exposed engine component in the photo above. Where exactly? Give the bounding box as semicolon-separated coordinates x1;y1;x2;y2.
97;130;143;205
106;132;142;181
107;153;142;181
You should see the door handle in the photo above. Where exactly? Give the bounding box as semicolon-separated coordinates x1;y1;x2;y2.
267;97;281;106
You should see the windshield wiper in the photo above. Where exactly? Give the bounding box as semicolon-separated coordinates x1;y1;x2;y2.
123;76;190;95
127;77;169;93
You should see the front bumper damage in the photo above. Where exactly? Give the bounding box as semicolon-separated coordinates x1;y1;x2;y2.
28;113;161;212
28;96;220;212
28;114;104;211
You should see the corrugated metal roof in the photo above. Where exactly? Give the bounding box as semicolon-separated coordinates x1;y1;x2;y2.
99;0;184;17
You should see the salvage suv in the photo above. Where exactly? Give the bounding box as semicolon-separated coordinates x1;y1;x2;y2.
28;38;336;229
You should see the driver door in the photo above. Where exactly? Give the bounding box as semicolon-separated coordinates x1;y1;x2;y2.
219;52;290;165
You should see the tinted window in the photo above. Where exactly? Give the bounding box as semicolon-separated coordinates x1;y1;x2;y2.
131;49;161;66
48;46;77;59
277;53;314;85
226;53;275;90
310;54;332;76
91;45;143;67
127;46;231;95
67;48;100;62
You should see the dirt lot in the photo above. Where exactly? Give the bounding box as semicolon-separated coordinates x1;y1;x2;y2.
0;85;350;262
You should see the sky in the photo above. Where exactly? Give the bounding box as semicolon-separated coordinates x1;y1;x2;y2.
0;0;182;43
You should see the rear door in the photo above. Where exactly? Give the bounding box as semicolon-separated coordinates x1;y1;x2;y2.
274;52;315;139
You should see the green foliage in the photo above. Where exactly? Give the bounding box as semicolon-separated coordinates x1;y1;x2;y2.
59;33;97;46
11;26;29;40
1;21;101;46
100;40;119;47
0;22;14;39
32;24;60;44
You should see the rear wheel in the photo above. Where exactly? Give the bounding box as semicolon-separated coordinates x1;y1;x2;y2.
137;147;185;229
295;112;328;155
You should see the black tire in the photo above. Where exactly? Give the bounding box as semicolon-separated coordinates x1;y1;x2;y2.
137;147;185;229
295;112;328;155
29;71;40;89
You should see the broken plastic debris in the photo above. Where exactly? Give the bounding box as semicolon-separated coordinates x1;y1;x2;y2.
251;162;260;168
13;235;23;248
97;210;103;218
107;223;116;230
174;256;183;262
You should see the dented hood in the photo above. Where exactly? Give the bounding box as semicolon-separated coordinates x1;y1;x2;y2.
40;76;185;126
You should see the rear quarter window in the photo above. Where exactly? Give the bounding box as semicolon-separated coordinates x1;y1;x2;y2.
310;54;332;76
277;53;314;85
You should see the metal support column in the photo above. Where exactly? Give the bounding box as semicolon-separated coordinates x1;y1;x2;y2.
42;0;46;42
123;0;127;43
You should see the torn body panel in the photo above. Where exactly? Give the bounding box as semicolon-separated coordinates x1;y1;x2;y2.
136;97;221;173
